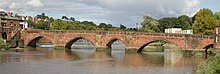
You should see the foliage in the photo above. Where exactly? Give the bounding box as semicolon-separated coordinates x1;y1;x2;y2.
178;15;192;30
28;9;220;34
140;15;160;32
120;24;126;30
50;19;69;30
197;54;220;74
70;17;75;21
26;20;36;28
192;8;218;35
36;13;49;19
158;17;180;32
0;38;9;50
35;20;50;30
98;23;108;28
214;12;220;23
62;16;68;19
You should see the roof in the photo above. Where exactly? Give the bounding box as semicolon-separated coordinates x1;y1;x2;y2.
0;16;22;21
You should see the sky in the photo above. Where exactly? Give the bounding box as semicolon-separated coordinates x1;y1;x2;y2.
0;0;220;27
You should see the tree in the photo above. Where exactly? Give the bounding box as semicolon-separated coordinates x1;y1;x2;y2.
214;12;220;23
35;20;50;30
120;24;126;29
140;15;160;32
36;13;47;19
62;16;68;19
70;17;75;21
178;15;192;30
26;20;36;28
50;19;68;30
192;8;218;35
158;17;180;32
49;17;54;22
98;23;107;28
107;24;113;28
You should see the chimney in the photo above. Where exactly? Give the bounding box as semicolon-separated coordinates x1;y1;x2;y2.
7;12;13;17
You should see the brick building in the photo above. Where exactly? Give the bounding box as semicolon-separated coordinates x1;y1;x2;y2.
0;11;24;39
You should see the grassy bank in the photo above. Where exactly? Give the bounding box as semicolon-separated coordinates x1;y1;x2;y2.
196;54;220;74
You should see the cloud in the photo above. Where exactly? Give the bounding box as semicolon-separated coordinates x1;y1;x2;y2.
0;0;200;27
27;0;44;7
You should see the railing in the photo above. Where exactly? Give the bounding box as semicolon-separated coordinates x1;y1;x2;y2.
23;30;214;40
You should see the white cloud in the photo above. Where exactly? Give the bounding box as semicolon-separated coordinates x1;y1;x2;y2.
0;0;200;27
27;0;43;7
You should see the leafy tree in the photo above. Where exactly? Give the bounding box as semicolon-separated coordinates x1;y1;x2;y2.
214;12;220;23
82;21;97;27
178;15;192;30
49;17;54;22
70;17;75;21
192;8;218;35
140;15;160;32
62;16;68;19
107;24;113;28
35;20;50;30
98;23;107;28
120;24;126;29
158;17;180;32
36;13;47;19
51;19;68;30
26;20;36;28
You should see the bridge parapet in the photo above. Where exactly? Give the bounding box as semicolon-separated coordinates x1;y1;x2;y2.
189;34;214;40
23;30;214;40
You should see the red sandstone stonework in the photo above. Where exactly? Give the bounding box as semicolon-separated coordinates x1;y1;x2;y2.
21;30;214;52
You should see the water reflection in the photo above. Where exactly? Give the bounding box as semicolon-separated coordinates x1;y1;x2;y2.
0;48;207;74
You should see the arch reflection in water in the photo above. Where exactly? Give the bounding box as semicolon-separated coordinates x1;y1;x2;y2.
28;36;55;48
118;53;164;67
106;39;126;57
0;48;207;74
66;37;95;49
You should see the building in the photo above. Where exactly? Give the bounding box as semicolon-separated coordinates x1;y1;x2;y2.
0;11;25;39
165;28;193;34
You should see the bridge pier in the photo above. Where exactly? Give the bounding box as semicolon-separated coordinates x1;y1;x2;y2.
125;47;139;53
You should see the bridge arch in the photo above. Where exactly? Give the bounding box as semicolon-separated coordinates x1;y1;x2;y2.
137;40;179;53
65;37;95;49
106;38;126;49
27;36;54;47
2;32;7;39
203;44;214;54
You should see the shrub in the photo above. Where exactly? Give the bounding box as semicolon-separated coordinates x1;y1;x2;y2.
0;38;10;50
197;54;220;74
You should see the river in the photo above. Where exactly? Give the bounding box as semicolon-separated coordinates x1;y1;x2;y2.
0;48;206;74
0;41;206;74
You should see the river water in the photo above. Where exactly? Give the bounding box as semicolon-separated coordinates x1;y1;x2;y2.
0;48;206;74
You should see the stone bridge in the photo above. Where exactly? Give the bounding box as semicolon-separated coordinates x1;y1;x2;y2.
21;30;214;53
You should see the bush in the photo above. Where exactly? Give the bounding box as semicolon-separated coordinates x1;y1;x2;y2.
0;38;10;50
197;54;220;74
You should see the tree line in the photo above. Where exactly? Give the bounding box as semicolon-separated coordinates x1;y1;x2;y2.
27;13;136;31
140;8;220;35
27;8;220;35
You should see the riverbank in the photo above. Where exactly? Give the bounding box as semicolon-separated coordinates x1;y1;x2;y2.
196;54;220;74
